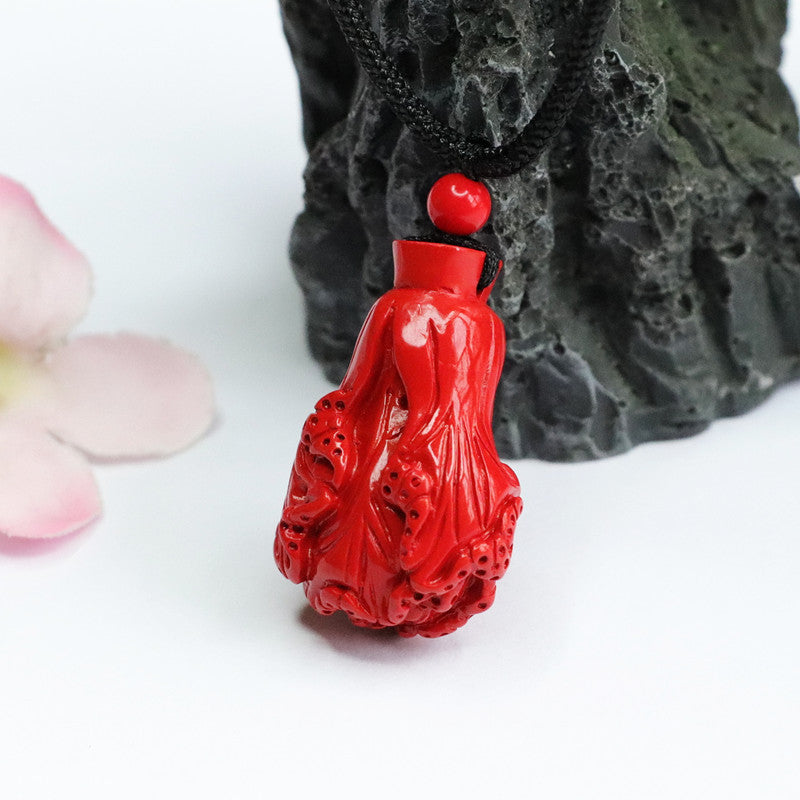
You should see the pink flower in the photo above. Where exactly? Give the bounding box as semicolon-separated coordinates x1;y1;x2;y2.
0;176;215;539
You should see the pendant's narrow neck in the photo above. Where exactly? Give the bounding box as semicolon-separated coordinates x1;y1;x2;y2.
393;240;486;297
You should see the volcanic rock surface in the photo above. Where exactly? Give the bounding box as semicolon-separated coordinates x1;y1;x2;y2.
280;0;800;460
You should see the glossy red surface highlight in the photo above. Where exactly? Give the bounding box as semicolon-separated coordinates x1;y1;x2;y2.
275;239;521;638
426;173;492;235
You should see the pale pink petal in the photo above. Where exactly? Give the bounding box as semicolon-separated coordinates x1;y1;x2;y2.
0;176;92;351
0;422;101;539
44;333;215;459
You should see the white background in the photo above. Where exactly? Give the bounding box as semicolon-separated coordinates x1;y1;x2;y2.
1;1;799;797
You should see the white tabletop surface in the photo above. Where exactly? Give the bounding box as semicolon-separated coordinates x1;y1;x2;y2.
1;2;799;797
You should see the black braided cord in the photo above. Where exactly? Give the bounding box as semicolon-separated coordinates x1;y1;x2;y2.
327;0;614;178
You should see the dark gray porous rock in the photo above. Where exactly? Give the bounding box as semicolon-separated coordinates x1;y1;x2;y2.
279;0;800;460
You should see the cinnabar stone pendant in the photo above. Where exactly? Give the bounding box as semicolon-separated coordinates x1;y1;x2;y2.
275;174;522;637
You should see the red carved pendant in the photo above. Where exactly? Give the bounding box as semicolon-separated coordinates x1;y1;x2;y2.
275;175;522;637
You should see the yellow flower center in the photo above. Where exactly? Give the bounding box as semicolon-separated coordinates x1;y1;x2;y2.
0;343;36;410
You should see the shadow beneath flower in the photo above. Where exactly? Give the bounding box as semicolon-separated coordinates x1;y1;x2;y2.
297;604;458;663
82;414;224;467
0;520;95;558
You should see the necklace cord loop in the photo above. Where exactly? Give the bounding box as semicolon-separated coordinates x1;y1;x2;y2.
328;0;614;179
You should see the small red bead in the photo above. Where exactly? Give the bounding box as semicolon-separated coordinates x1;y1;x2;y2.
427;173;492;236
